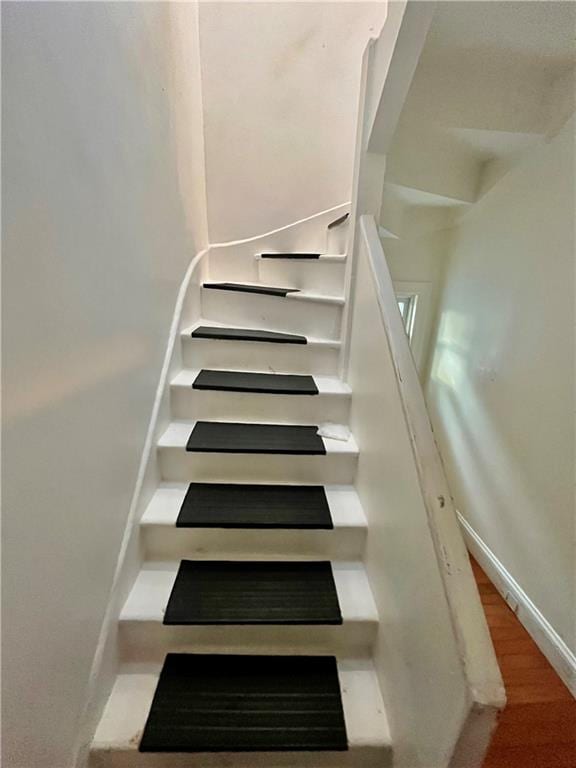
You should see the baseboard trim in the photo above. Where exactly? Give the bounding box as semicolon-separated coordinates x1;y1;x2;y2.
457;512;576;698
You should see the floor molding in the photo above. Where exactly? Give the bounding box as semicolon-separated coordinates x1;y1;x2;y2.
457;512;576;698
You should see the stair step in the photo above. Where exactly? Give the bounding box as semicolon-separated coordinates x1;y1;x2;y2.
192;369;319;395
141;484;367;561
163;560;342;626
91;660;392;767
119;561;376;660
203;282;299;298
119;561;377;660
202;285;344;306
257;255;347;297
140;654;346;753
172;370;350;424
186;421;326;455
158;422;358;484
183;321;340;376
257;255;345;263
201;288;344;341
176;483;333;529
260;252;321;259
327;212;350;230
191;325;307;345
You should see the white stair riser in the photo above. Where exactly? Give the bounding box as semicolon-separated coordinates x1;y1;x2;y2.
170;387;351;424
90;745;390;768
201;290;343;340
142;526;367;562
182;337;340;375
257;259;346;297
327;225;349;255
158;448;358;485
118;622;377;663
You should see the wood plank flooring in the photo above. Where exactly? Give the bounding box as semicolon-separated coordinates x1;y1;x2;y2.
469;557;576;767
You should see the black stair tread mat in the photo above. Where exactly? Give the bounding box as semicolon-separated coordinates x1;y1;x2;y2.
139;654;348;753
186;421;326;455
191;326;307;345
193;369;319;395
163;560;342;625
176;483;333;529
260;253;320;259
203;282;299;297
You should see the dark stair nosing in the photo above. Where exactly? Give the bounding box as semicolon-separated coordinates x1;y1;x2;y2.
192;369;319;396
139;653;348;753
163;560;342;625
260;253;321;260
176;483;333;529
327;212;350;230
191;326;307;345
186;421;326;455
203;282;299;298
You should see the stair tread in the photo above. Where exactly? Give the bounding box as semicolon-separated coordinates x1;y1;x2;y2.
327;212;350;230
138;654;347;752
192;369;319;396
175;482;333;529
121;561;378;625
202;284;345;305
259;252;321;259
257;253;346;262
186;421;326;455
191;325;307;345
185;320;341;349
203;282;299;298
92;660;391;755
142;483;367;529
159;422;358;455
174;370;351;396
162;560;342;626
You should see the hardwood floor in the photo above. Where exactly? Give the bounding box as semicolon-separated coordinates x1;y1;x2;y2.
469;557;576;767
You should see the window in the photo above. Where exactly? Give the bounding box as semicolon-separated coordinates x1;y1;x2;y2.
393;280;432;377
396;293;417;340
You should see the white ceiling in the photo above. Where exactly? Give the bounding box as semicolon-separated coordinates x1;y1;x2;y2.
383;1;575;224
445;127;544;159
385;181;472;208
426;1;576;67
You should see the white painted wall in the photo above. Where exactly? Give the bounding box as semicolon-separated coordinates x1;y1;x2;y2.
2;3;207;767
426;116;575;656
198;1;386;242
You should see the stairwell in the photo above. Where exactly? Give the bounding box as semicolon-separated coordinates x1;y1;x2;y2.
4;3;511;767
85;4;506;767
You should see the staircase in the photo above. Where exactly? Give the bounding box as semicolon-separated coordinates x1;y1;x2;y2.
86;7;507;762
89;233;394;767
